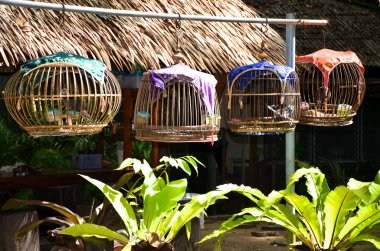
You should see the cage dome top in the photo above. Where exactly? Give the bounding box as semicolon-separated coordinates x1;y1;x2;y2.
21;51;107;82
149;63;217;115
296;49;365;87
228;60;296;91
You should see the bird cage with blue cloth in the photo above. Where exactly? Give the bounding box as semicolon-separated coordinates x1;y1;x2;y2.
134;63;220;142
3;51;122;137
226;43;301;134
296;49;365;126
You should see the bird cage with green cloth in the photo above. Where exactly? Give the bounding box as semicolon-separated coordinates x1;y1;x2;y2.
3;52;121;137
296;49;365;126
227;47;301;134
134;63;220;142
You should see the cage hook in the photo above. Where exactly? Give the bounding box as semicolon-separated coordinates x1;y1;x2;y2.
260;17;269;35
60;3;65;24
173;13;185;63
175;13;182;51
258;17;269;60
175;13;182;31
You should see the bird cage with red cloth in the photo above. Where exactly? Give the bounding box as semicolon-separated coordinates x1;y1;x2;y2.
3;52;121;137
296;49;365;126
134;63;220;142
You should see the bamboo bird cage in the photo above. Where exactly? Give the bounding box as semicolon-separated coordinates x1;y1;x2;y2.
3;52;121;137
134;63;220;142
296;49;365;126
227;46;301;134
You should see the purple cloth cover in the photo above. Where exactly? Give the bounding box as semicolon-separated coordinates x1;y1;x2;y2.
149;64;217;115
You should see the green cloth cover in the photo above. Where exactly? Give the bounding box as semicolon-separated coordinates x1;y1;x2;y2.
21;51;107;83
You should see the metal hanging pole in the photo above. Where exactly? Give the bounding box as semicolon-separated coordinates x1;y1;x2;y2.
286;13;296;192
0;0;328;26
285;15;297;248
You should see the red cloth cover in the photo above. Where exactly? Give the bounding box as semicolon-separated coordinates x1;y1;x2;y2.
296;49;364;93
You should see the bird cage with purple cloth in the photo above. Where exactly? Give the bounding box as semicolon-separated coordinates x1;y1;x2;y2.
3;52;121;137
134;63;220;142
227;60;301;134
296;49;365;126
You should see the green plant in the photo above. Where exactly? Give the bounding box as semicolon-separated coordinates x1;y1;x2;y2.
9;189;35;210
57;157;228;250
0;118;73;169
199;161;380;251
29;148;71;170
0;118;32;166
73;135;98;154
326;160;360;187
2;156;226;251
132;141;152;163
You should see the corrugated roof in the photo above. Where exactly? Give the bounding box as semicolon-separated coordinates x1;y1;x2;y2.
244;0;380;67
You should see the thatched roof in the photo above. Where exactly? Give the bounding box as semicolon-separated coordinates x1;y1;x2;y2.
244;0;380;67
0;0;287;73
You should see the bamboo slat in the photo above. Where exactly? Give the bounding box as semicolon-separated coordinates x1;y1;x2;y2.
3;62;122;136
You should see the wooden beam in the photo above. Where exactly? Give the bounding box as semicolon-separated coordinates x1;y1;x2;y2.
152;142;159;167
0;169;130;191
123;89;133;159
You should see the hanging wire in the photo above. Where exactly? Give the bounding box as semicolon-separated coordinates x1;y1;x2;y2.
297;15;306;52
173;13;185;63
322;28;326;48
175;13;182;52
300;19;305;39
59;2;66;50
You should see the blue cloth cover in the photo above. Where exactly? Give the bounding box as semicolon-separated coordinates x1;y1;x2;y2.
228;60;295;91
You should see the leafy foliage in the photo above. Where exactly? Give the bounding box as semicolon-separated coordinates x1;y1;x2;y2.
1;156;224;251
0;118;32;166
60;157;227;250
73;135;97;153
200;162;380;251
0;118;74;169
29;148;70;169
132;141;152;163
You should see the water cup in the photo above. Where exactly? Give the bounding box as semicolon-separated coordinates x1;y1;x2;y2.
336;104;352;116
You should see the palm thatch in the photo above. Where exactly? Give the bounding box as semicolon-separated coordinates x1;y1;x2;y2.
0;0;286;73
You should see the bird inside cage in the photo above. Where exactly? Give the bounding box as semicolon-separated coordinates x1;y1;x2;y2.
45;108;73;126
44;88;93;125
267;104;295;120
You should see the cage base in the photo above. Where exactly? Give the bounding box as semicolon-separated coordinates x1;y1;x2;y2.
228;126;296;134
300;112;355;127
299;118;353;127
24;124;106;137
135;128;219;143
227;118;297;134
